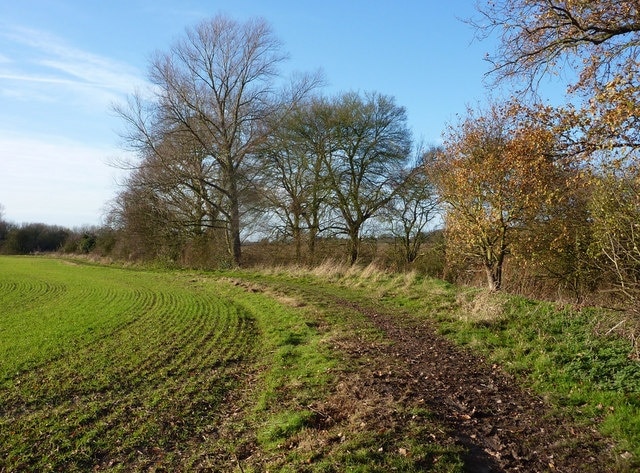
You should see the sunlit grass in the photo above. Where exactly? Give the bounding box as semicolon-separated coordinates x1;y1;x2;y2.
0;257;339;471
322;267;640;463
5;256;635;469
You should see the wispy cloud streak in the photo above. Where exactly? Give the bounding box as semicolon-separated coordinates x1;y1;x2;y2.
0;25;147;105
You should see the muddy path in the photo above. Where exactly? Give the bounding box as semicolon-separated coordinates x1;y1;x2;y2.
337;298;614;472
260;280;621;472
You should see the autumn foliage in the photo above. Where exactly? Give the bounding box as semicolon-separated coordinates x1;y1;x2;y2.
466;0;640;306
432;102;568;290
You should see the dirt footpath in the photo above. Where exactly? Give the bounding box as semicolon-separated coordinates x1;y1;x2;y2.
325;297;619;472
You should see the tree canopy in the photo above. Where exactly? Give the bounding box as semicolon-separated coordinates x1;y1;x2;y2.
477;0;640;162
433;101;567;290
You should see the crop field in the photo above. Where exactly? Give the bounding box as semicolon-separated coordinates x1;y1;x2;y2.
0;256;348;472
2;257;459;472
0;257;266;470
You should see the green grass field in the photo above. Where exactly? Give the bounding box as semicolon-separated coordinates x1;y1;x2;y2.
1;257;463;472
0;257;345;471
0;257;257;470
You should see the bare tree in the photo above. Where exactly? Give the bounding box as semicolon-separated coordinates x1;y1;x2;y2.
114;15;289;266
258;97;334;263
325;92;412;265
383;147;440;266
107;165;188;262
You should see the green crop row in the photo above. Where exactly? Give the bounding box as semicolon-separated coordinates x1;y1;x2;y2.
0;257;263;471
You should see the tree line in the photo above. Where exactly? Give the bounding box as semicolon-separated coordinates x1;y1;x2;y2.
107;15;437;269
106;5;640;312
4;2;640;313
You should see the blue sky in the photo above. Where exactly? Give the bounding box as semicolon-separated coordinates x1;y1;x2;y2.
0;0;500;228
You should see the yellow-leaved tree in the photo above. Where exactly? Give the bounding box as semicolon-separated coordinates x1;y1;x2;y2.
433;102;568;291
475;0;640;305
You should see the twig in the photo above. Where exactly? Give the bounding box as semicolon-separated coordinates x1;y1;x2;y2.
605;318;626;336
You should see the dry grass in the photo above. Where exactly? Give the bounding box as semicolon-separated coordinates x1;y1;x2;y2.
311;259;350;280
455;289;509;325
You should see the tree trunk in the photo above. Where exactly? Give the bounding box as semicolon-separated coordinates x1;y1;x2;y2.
230;220;241;266
307;225;317;265
348;231;360;266
484;266;501;292
293;225;302;264
228;176;242;267
484;253;504;291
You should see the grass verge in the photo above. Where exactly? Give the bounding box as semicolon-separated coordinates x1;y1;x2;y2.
443;290;640;461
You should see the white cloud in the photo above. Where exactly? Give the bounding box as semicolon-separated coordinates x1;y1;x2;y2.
0;131;127;227
0;26;141;226
0;72;81;87
0;25;148;108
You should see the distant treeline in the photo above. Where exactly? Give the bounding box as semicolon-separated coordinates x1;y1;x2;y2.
0;221;116;256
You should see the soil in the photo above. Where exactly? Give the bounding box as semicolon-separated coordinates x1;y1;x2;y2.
319;296;621;472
